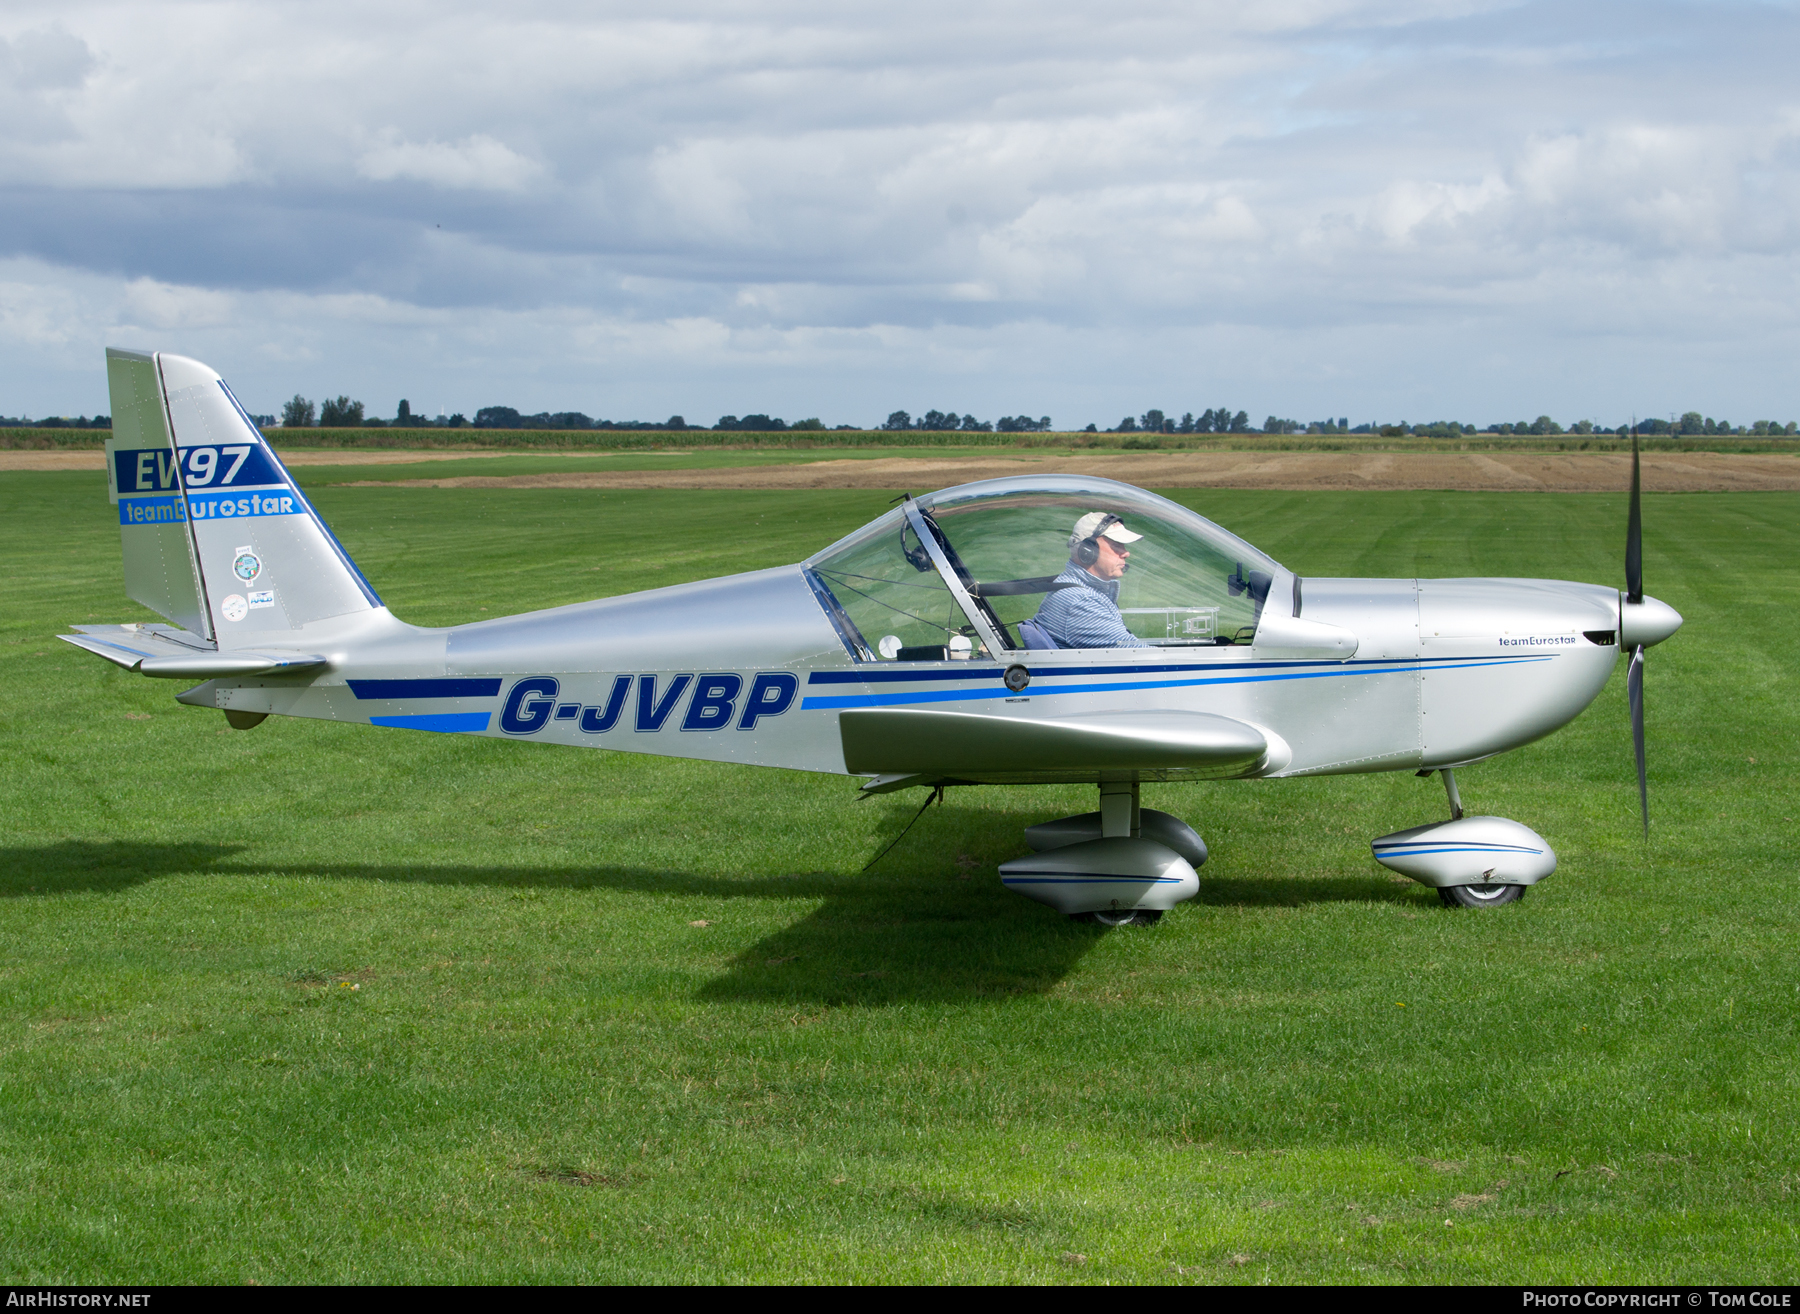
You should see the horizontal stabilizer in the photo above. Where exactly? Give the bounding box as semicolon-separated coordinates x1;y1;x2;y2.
58;625;324;679
59;633;156;669
59;623;211;669
840;707;1267;779
138;653;327;679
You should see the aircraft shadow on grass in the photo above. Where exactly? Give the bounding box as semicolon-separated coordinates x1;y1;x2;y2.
2;834;1417;1006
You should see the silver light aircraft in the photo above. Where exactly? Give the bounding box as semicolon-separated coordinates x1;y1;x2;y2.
64;349;1684;923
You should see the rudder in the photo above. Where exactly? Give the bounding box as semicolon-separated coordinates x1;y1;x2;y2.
106;349;211;638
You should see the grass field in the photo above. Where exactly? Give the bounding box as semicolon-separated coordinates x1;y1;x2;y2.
1;471;1795;1284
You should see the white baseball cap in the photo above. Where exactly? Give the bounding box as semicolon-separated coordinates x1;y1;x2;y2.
1071;511;1143;546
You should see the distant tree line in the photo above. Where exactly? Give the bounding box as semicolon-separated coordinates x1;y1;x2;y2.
880;410;1053;432
1100;408;1256;434
278;394;1060;433
1117;409;1799;437
0;414;111;428
1359;413;1798;438
17;392;1800;437
278;395;850;432
714;415;839;431
1612;412;1797;437
268;393;1800;437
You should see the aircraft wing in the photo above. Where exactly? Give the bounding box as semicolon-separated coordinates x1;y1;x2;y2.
843;706;1269;788
59;625;326;679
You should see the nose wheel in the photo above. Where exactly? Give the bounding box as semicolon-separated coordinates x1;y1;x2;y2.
1074;909;1164;927
1438;882;1526;908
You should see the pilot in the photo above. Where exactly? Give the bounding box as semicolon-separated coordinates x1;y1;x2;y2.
1031;512;1149;649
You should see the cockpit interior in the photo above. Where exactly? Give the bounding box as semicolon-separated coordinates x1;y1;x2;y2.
804;477;1283;661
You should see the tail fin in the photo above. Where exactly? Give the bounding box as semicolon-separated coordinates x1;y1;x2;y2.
105;349;381;645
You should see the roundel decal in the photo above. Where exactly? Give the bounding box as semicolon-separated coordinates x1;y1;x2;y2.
221;594;249;622
231;548;261;582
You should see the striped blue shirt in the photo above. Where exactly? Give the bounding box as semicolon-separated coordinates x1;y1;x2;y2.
1033;562;1149;649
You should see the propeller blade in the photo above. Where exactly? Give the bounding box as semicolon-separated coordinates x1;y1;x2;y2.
1625;427;1643;604
1628;643;1648;837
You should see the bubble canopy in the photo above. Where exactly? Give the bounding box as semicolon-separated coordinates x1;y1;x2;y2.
804;476;1288;661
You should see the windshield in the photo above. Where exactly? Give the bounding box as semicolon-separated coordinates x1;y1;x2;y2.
805;476;1285;659
804;506;979;661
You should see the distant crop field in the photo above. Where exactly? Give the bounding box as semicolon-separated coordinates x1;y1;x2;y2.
8;424;1799;457
262;428;1796;457
1;472;1794;1283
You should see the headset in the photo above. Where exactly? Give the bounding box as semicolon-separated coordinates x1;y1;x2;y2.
1070;513;1125;569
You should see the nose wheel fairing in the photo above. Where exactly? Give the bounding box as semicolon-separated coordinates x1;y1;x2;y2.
1371;815;1557;888
1372;767;1555;900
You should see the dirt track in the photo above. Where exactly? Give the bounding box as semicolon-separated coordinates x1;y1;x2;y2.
0;449;514;472
345;450;1800;493
9;448;1799;491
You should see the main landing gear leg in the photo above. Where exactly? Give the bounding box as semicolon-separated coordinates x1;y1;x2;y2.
1418;766;1465;820
1441;767;1464;821
1098;779;1140;839
1085;779;1158;925
1072;777;1159;921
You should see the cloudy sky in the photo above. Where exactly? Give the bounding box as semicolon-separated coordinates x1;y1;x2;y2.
4;0;1798;427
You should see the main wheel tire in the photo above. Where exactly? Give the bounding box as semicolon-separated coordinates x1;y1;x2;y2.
1438;882;1526;908
1075;909;1164;927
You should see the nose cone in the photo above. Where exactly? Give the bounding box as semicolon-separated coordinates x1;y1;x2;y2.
1620;594;1683;649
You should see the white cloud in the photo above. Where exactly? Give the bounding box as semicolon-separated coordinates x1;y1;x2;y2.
0;21;247;188
0;274;88;349
1369;176;1508;243
356;133;544;192
120;278;235;331
2;0;1799;422
0;26;93;91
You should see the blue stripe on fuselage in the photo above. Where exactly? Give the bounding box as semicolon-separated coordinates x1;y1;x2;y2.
804;654;1541;685
1374;839;1540;850
349;678;503;700
1001;874;1186;885
798;656;1553;710
1374;845;1542;857
369;712;492;733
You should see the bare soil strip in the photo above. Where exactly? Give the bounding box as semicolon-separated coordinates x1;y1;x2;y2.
9;448;1797;490
345;451;1800;493
0;449;521;472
